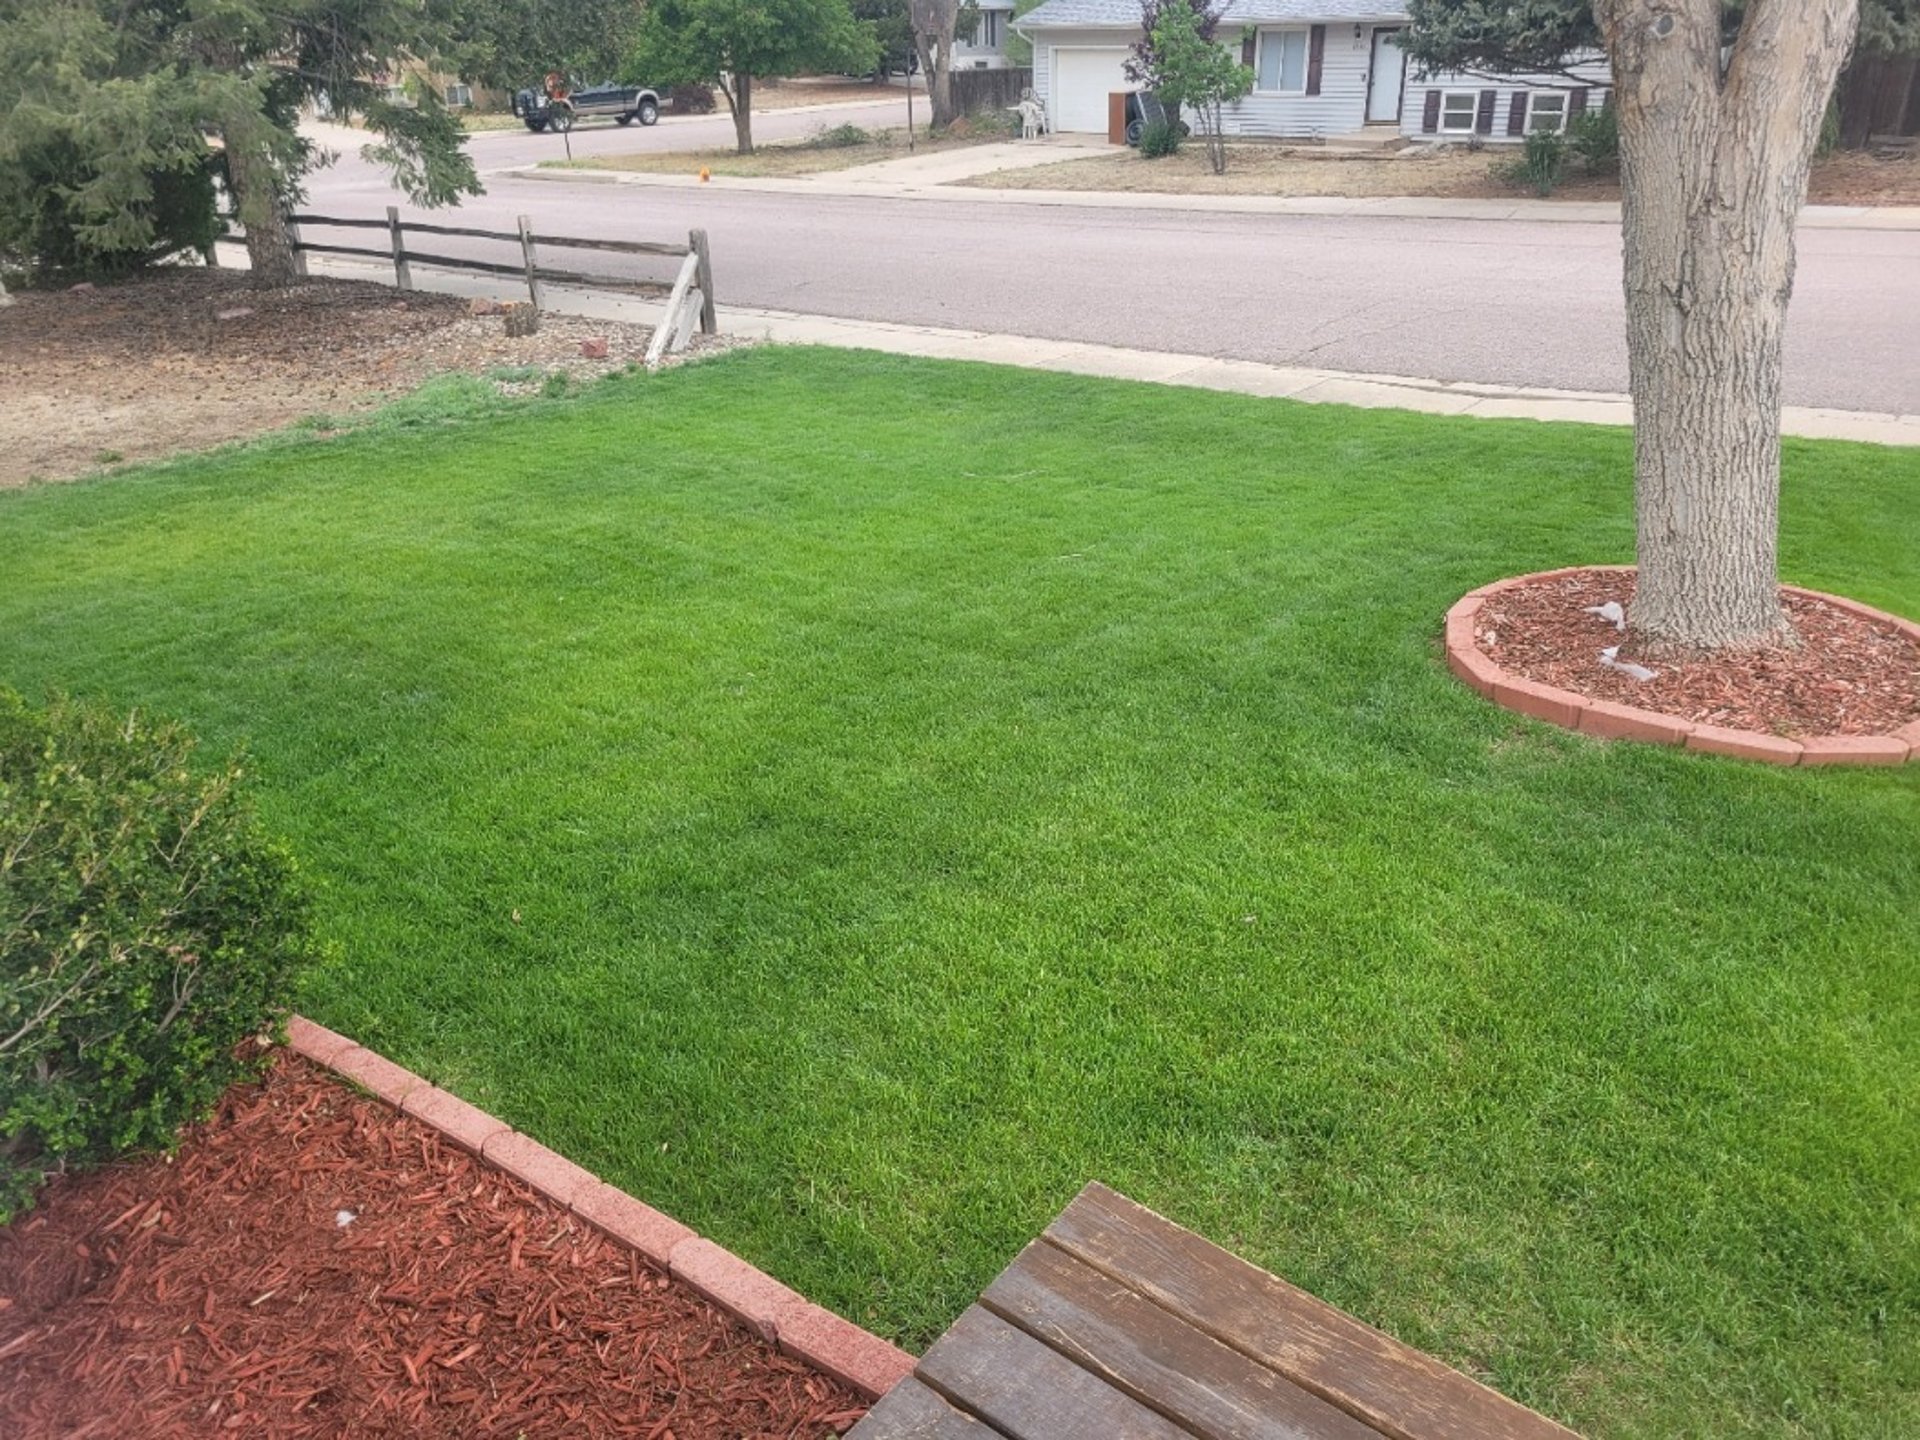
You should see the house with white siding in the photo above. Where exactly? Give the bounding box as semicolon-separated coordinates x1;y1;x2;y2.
955;0;1019;69
1013;0;1608;142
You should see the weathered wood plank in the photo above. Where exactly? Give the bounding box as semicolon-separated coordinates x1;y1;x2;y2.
982;1239;1383;1440
918;1307;1190;1440
847;1377;1008;1440
1045;1184;1578;1440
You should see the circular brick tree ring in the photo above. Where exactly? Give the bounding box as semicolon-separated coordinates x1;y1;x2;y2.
1445;567;1920;765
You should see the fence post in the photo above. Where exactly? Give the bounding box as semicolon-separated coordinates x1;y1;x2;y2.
285;210;309;278
690;229;716;335
517;215;544;312
386;206;412;291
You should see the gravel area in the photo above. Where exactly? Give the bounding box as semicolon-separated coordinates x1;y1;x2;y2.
0;269;740;486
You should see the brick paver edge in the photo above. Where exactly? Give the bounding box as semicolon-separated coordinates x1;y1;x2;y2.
1445;571;1918;765
283;1015;917;1401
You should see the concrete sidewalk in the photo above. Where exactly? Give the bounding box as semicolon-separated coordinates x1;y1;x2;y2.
505;157;1920;230
290;249;1920;446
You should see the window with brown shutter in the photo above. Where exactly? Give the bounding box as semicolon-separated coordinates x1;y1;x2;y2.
1475;89;1497;134
1569;86;1590;117
1242;32;1255;67
1422;89;1442;132
1306;25;1325;96
1507;93;1527;136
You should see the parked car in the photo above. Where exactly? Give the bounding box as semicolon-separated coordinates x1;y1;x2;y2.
512;76;662;133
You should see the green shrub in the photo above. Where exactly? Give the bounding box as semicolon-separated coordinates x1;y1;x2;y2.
0;142;223;284
807;123;875;149
1567;105;1618;174
1498;127;1568;196
1817;95;1841;159
1139;117;1183;158
0;691;316;1220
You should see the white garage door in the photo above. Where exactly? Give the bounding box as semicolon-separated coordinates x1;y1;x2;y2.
1051;47;1133;133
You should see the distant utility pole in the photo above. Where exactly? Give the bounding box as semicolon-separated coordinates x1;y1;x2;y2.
906;52;916;151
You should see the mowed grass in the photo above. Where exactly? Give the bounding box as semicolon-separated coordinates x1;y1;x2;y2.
1;349;1916;1437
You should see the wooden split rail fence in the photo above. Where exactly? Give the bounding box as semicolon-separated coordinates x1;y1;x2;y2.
285;208;716;367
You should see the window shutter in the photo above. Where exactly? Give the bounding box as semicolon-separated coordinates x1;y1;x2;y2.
1421;89;1441;133
1242;32;1255;67
1569;86;1590;117
1306;25;1325;96
1475;88;1497;134
1507;93;1527;136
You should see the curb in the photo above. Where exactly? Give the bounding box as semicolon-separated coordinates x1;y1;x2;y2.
1445;569;1919;765
228;246;1920;449
491;163;1920;232
284;1016;917;1402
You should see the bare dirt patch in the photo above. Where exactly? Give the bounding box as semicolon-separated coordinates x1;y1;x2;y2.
751;78;917;111
960;142;1920;206
0;269;730;487
0;1052;868;1438
1475;569;1920;737
548;119;1003;180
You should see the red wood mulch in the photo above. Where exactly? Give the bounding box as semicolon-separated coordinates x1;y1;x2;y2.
0;1053;868;1439
1474;569;1920;737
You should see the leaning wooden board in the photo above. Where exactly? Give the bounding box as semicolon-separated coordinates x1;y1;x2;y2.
850;1182;1580;1440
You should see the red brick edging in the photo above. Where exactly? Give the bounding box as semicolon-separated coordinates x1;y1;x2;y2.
1445;566;1920;765
285;1016;916;1401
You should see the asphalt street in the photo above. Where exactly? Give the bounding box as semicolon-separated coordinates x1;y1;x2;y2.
301;102;1920;414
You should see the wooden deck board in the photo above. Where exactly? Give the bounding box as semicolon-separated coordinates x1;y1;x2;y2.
851;1181;1580;1440
919;1307;1193;1440
1045;1183;1578;1440
851;1377;1006;1439
981;1237;1384;1440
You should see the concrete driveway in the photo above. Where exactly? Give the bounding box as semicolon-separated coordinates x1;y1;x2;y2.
300;117;1920;415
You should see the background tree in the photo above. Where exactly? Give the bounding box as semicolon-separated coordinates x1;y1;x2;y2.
1404;0;1863;655
908;0;962;128
1006;1;1041;66
1127;0;1252;173
854;0;918;79
0;0;481;287
630;0;878;153
455;0;647;92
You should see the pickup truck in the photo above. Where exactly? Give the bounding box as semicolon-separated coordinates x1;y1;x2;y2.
511;78;662;133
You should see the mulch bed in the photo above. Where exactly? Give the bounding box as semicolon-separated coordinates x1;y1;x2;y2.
0;1053;868;1438
1474;568;1920;737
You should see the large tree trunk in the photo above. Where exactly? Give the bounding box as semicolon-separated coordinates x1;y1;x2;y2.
910;0;959;128
224;138;300;288
1596;0;1859;655
727;72;754;153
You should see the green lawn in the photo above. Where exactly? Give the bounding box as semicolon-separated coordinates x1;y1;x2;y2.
2;350;1915;1437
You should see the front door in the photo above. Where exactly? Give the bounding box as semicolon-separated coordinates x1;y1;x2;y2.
1366;28;1406;123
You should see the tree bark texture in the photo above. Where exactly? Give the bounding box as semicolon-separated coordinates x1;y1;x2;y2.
910;0;959;128
224;137;300;288
727;72;755;152
1595;0;1859;654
